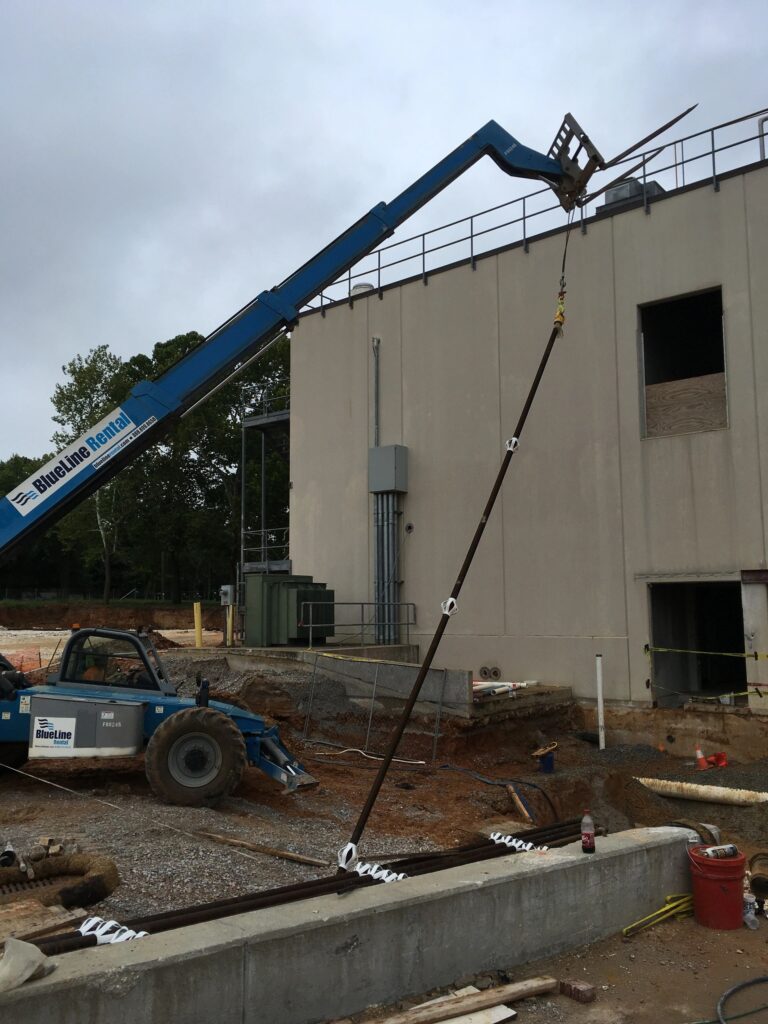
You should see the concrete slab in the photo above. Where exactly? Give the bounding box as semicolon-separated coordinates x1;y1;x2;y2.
1;828;695;1024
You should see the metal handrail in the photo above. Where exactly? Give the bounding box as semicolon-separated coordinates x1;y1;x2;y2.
303;107;768;313
300;600;417;649
243;526;289;564
241;379;290;419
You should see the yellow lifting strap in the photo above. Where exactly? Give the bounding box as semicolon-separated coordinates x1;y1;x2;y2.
553;283;566;330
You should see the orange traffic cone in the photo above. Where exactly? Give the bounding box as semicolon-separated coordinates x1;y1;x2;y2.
695;742;712;771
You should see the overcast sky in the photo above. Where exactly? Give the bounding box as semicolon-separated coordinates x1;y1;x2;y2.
1;0;766;462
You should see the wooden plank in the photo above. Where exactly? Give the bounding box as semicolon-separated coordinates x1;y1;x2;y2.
16;909;86;942
644;372;727;437
365;978;558;1024
505;786;533;825
196;831;331;867
0;898;83;946
421;986;517;1023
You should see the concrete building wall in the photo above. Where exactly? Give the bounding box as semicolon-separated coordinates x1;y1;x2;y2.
289;165;768;702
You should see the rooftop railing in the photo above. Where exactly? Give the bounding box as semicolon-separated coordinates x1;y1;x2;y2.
303;107;768;314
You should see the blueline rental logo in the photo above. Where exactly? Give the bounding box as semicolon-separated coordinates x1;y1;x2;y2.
32;716;76;749
4;408;156;518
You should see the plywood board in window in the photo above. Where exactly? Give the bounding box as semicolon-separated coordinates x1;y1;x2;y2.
644;372;727;437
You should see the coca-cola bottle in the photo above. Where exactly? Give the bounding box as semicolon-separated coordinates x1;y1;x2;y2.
581;810;595;854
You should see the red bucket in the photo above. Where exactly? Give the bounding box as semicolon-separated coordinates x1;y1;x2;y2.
688;844;746;930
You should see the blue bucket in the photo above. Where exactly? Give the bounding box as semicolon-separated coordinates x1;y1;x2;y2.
538;751;555;773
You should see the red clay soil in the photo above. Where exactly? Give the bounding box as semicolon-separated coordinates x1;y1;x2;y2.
0;602;222;630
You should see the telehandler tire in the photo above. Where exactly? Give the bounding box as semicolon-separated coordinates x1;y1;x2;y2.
145;707;247;806
0;743;29;772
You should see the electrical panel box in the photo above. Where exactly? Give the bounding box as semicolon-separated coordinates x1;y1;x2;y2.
28;693;144;758
219;584;236;606
368;445;408;494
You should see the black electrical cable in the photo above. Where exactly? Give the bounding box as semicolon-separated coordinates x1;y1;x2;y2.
716;978;768;1024
436;764;559;822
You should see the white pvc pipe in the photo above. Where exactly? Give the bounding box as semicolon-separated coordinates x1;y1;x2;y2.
596;653;606;751
635;776;768;806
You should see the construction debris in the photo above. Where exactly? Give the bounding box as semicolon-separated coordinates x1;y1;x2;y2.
559;979;597;1003
420;985;517;1022
0;937;55;994
0;852;120;909
361;978;558;1024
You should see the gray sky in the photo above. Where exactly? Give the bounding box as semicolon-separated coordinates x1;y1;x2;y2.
1;0;766;461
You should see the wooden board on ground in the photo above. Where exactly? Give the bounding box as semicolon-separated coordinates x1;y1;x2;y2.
0;898;84;946
421;985;517;1022
368;978;557;1024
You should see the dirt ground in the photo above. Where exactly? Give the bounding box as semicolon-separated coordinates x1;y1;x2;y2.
366;918;768;1024
2;648;768;1022
0;626;224;671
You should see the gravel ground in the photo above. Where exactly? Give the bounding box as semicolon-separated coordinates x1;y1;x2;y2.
1;774;436;919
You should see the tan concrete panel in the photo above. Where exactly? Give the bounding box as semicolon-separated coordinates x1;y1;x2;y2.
496;218;628;640
613;174;764;576
369;291;404;447
290;298;372;603
744;168;768;562
398;258;505;637
426;632;631;702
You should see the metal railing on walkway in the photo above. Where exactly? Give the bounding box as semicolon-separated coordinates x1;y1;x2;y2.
300;600;417;649
242;526;290;568
303;107;768;312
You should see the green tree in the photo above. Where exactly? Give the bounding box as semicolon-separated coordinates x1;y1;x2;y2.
51;345;135;602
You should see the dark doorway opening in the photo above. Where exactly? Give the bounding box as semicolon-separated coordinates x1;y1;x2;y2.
649;582;746;707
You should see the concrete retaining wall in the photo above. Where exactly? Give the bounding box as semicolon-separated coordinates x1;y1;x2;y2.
1;828;694;1024
301;651;472;705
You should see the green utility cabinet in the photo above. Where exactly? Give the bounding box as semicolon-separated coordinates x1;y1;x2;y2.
244;574;335;647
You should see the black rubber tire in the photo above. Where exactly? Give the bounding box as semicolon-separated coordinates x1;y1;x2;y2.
144;707;247;807
0;743;29;772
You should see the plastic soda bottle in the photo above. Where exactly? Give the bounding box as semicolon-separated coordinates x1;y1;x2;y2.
744;893;759;930
581;810;596;854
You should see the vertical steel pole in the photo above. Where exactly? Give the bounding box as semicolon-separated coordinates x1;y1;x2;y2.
364;664;380;752
596;654;606;751
260;430;267;567
711;129;719;192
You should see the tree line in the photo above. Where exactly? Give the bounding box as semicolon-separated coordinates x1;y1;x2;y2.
0;333;289;603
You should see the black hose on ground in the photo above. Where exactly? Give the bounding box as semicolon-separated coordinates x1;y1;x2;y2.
437;764;560;823
716;977;768;1024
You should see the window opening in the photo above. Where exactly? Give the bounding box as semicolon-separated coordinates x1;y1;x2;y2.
62;634;159;691
640;289;727;437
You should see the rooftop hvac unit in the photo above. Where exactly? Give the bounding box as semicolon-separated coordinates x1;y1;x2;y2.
598;176;665;212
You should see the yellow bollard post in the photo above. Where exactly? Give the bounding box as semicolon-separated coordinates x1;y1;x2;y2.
193;601;203;649
226;604;234;648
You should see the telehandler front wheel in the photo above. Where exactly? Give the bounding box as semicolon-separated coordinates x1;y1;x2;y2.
0;743;29;772
145;707;247;806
